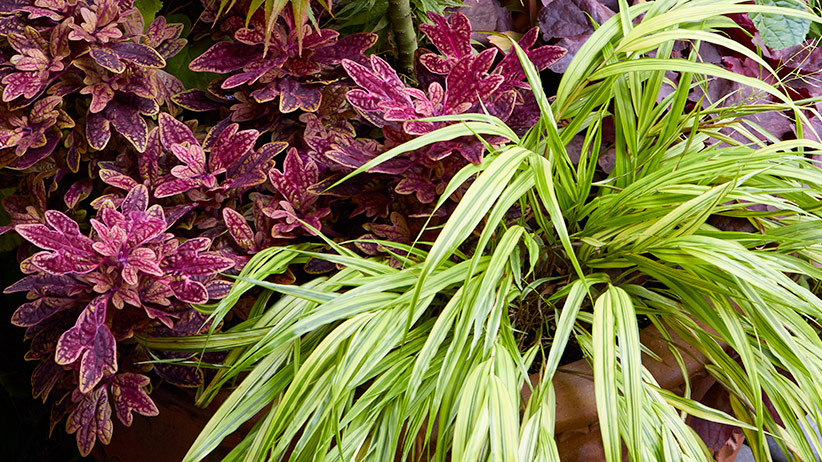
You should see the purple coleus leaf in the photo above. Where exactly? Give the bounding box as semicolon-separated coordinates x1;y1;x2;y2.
66;387;113;456
16;210;101;274
419;12;474;73
493;28;567;91
157;112;198;148
54;296;117;393
86;94;158;152
209;123;259;174
110;373;159;426
161;237;233;304
343;55;418;126
32;359;64;403
269;148;321;210
222;207;257;252
188;41;259;73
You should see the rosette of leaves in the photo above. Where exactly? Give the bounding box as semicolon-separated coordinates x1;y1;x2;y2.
178;8;376;135
7;184;234;455
96;112;292;269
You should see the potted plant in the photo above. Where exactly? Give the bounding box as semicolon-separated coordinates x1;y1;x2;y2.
129;1;822;461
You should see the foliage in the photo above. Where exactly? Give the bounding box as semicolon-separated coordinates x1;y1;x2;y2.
130;1;822;461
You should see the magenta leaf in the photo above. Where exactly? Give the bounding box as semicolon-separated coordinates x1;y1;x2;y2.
209;123;259;173
419;12;473;69
188;41;258;73
64;179;93;209
66;387;113;456
110;373;159;427
157;112;198;148
16;210;101;274
223;207;256;251
54;297;117;393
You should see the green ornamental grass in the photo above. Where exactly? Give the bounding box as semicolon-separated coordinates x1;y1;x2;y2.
137;0;822;460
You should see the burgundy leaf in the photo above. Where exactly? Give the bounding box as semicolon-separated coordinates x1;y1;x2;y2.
154;177;199;198
206;279;232;299
32;359;64;402
2;71;43;101
189;41;258;73
12;299;65;327
420;12;473;64
64;179;93;209
66;387;113;456
223;207;255;251
172;89;222;112
157;112;198;148
313;32;378;66
121;184;149;214
89;46;126;73
278;78;321;113
54;297;117;393
110;373;159;426
16;211;100;274
209;124;259;173
268;148;320;209
86;112;111;150
110;42;165;68
169;277;208;304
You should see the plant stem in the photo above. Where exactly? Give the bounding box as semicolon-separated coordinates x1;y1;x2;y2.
387;0;416;75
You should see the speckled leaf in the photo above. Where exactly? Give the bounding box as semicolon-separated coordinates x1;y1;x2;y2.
157;112;197;148
111;42;166;68
223;207;255;250
420;12;473;61
64;179;93;209
154;177;199;198
2;71;42;101
278;78;321;113
206;279;232;299
86;112;111;150
122;184;149;214
54;297;117;393
444;48;503;113
169;277;208;304
99;168;139;190
7;131;60;169
313;32;378;65
89;46;126;73
269;148;319;209
107;97;150;152
12;299;65;327
188;41;258;73
209;124;259;173
66;387;113;456
110;373;158;427
15;210;100;274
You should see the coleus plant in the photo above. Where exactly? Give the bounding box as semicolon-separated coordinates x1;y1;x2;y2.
7;184;234;455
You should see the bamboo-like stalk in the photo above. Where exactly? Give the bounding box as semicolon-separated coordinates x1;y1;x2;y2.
387;0;417;75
